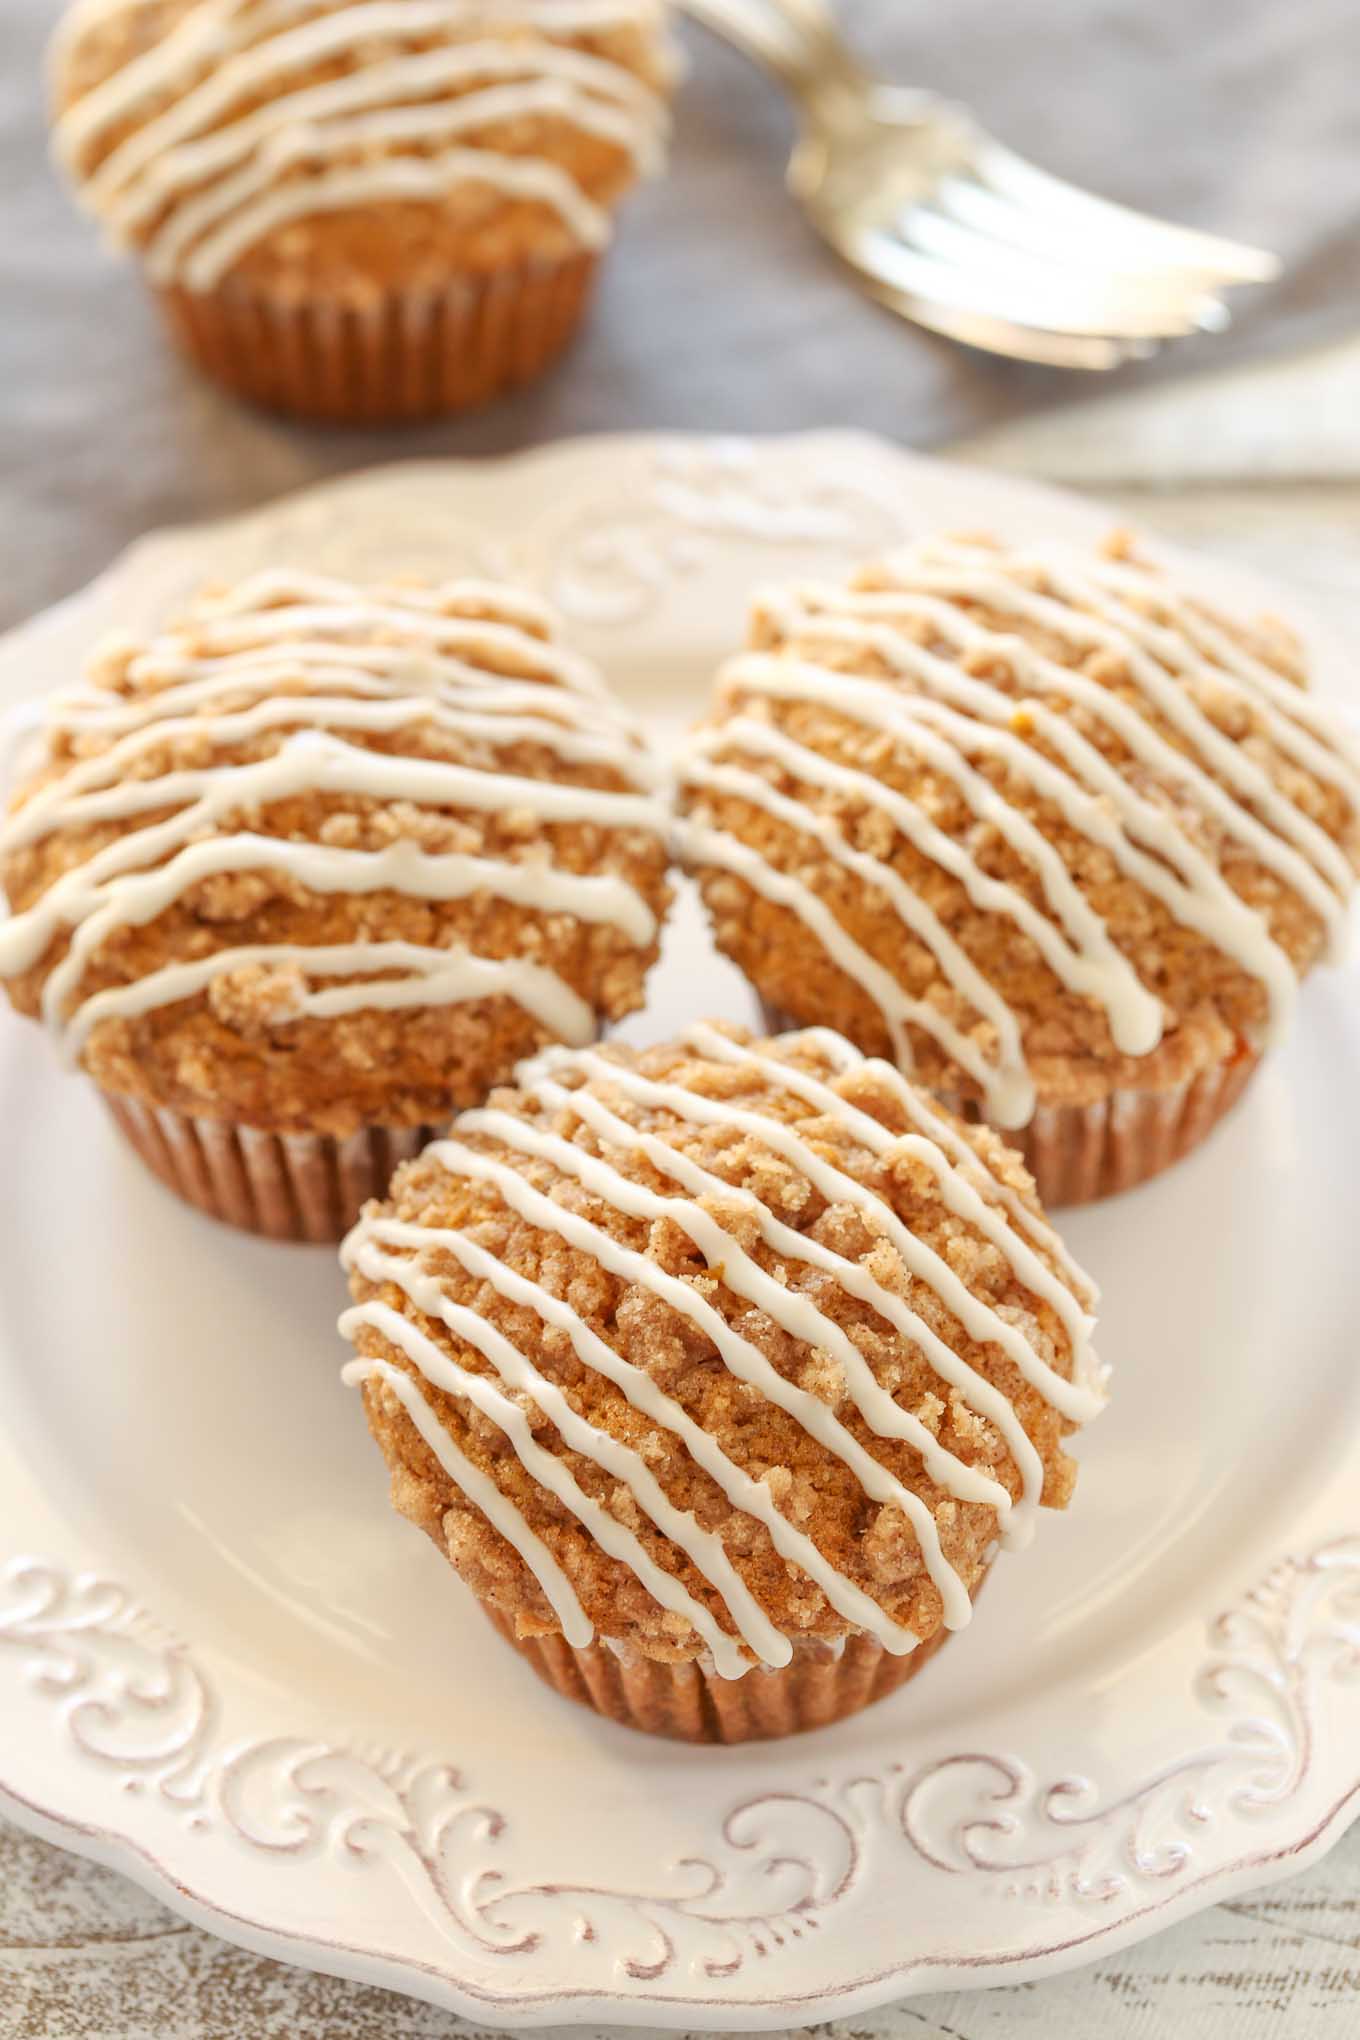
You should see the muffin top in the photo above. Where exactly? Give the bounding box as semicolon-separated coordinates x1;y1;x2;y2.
341;1024;1101;1673
678;533;1360;1124
0;569;671;1134
50;0;675;295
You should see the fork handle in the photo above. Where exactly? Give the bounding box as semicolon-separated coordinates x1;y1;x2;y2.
679;0;866;100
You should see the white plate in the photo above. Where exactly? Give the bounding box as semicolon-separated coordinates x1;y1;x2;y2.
0;433;1357;2030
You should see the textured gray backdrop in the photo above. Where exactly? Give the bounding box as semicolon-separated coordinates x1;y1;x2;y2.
4;0;1360;631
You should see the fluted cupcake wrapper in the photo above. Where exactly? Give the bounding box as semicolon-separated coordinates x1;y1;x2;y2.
102;1093;439;1242
937;1048;1262;1208
154;249;599;425
480;1599;961;1744
757;999;1261;1209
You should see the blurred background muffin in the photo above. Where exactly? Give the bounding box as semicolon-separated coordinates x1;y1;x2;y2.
48;0;676;422
677;533;1360;1205
341;1022;1103;1741
0;566;672;1239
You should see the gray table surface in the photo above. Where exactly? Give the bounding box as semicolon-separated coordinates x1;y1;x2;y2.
3;0;1360;2031
7;0;1360;631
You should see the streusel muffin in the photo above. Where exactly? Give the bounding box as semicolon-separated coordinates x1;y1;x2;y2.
0;569;671;1240
49;0;675;422
677;534;1360;1205
340;1023;1102;1742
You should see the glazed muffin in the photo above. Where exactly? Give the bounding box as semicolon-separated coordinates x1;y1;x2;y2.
0;569;671;1240
677;534;1360;1206
340;1023;1102;1742
49;0;675;423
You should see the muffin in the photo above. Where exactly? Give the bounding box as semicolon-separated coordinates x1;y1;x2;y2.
0;568;671;1240
340;1023;1102;1742
49;0;675;423
677;533;1360;1206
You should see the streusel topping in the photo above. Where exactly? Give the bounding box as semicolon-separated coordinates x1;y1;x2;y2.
51;0;674;293
678;533;1360;1120
342;1025;1101;1673
0;570;671;1132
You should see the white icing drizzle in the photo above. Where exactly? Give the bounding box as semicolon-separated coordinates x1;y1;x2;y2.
514;1064;1021;1514
109;46;660;239
342;1296;758;1678
681;545;1358;1127
798;564;1355;928
350;1248;792;1672
1002;543;1360;787
720;653;1296;1031
681;752;1032;1124
696;1023;1094;1307
53;0;671;291
750;653;1297;1011
519;1056;1050;1525
113;578;610;691
0;573;665;1058
677;1022;1100;1360
53;657;617;734
427;1124;970;1633
343;1355;594;1647
505;1048;1097;1426
340;1031;1099;1672
172;151;609;294
677;663;1178;1130
684;712;1120;1126
65;940;597;1058
346;1213;910;1656
205;565;560;629
6;694;653;838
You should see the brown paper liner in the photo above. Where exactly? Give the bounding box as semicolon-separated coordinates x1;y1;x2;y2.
155;248;599;424
757;999;1261;1209
481;1599;963;1745
942;1048;1262;1208
101;1093;438;1242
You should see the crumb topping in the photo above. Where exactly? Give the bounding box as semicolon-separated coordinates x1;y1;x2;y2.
51;0;675;294
341;1024;1100;1669
0;569;671;1133
678;533;1360;1116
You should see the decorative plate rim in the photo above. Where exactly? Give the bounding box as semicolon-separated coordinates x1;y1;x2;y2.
0;430;1357;2029
1;1535;1358;2027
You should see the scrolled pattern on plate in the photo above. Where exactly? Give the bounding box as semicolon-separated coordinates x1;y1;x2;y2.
898;1538;1360;1908
51;440;913;648
539;440;909;626
2;1539;1357;1993
0;433;1356;2024
0;1563;214;1795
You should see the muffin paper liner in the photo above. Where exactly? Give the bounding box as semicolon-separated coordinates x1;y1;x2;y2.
758;999;1261;1208
480;1596;965;1745
155;249;599;425
102;1094;438;1242
936;1048;1262;1208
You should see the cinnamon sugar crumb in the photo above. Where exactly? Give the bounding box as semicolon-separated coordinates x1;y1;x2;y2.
682;534;1359;1114
346;1027;1096;1670
1;574;672;1135
207;960;308;1035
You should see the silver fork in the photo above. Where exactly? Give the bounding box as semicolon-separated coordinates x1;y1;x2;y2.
681;0;1279;369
